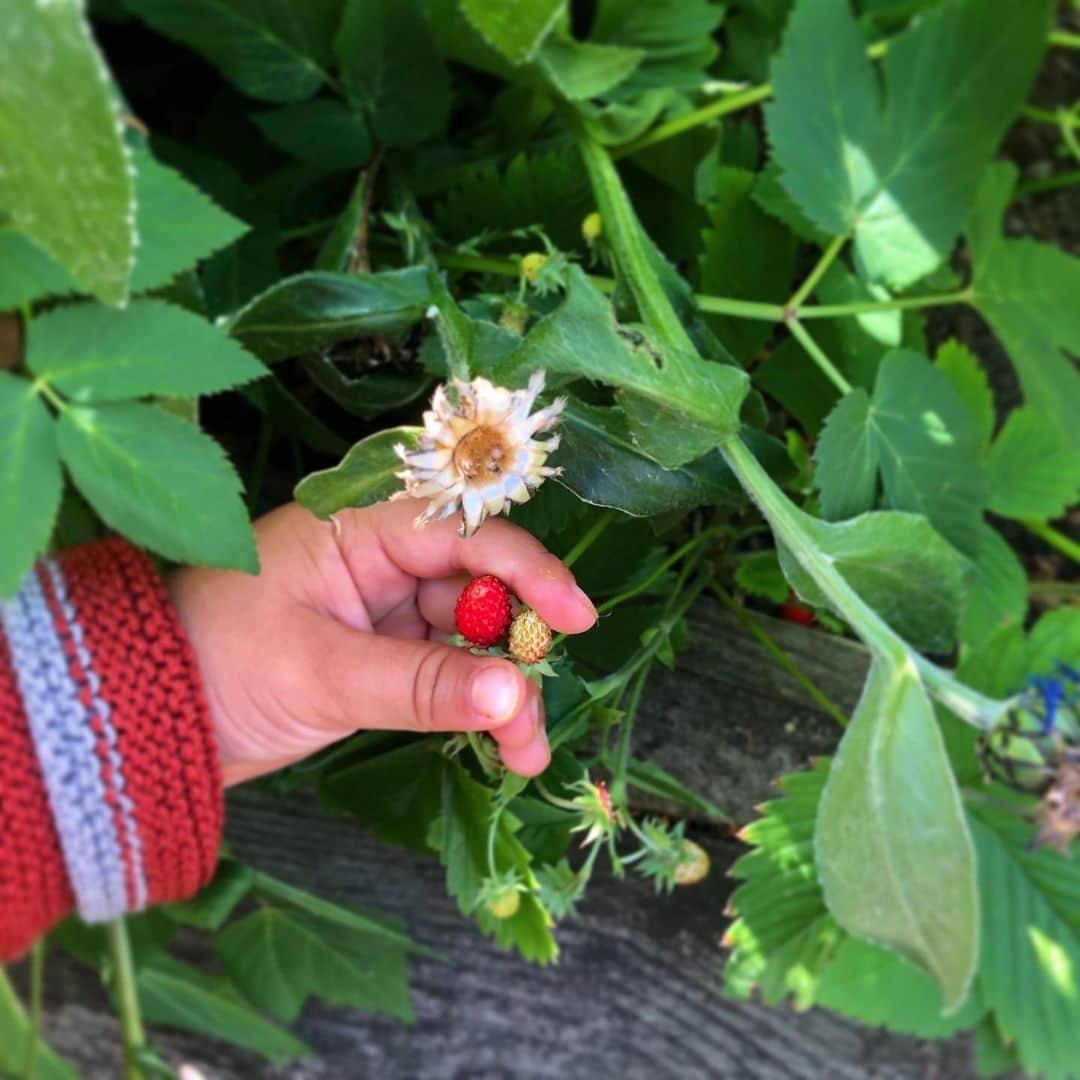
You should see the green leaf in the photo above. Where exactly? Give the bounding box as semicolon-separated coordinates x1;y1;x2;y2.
129;149;249;293
534;33;644;100
813;389;878;520
166;860;255;931
460;0;564;64
0;969;77;1080
215;906;413;1023
751;336;839;436
556;400;788;517
0;2;134;304
0;373;62;599
984;407;1080;521
127;0;341;103
813;350;985;556
958;524;1027;651
0;232;79;310
698;167;797;365
766;0;1051;287
971;809;1080;1080
935;339;994;454
335;0;450;145
734;550;789;605
751;161;831;246
588;0;722;92
28;300;266;401
625;758;722;818
969;163;1080;452
437;758;558;963
137;953;311;1063
55;402;258;572
778;509;970;655
815;659;979;1013
725;760;841;1008
294;426;421;519
495;268;749;457
226;268;433;363
254;99;372;170
814;936;985;1038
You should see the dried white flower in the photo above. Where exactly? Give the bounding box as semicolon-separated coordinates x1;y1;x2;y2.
394;371;564;537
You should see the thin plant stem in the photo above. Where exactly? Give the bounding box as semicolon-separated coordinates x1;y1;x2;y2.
1028;580;1080;600
348;144;386;275
21;940;45;1080
1048;29;1080;48
1015;168;1080;197
711;582;849;727
1023;519;1080;565
563;510;617;568
796;288;973;318
1021;104;1080;130
32;378;66;413
610;665;650;801
786;233;849;311
786;319;852;394
106;919;145;1080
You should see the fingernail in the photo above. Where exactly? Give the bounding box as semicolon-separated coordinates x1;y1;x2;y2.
572;584;597;622
471;667;520;724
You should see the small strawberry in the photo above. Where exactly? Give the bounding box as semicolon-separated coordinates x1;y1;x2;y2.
673;839;711;886
508;609;552;665
485;887;522;920
778;600;815;627
455;575;513;647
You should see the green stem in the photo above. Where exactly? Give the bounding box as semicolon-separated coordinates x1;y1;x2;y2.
1015;168;1080;197
786;319;852;394
1048;29;1080;48
711;582;849;727
32;378;66;413
1023;518;1080;565
1028;580;1080;599
609;665;649;803
106;920;145;1080
786;233;849;311
21;941;45;1080
563;510;617;568
1021;104;1080;129
797;288;973;318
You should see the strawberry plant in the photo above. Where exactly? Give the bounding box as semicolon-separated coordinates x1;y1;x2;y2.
2;0;1080;1077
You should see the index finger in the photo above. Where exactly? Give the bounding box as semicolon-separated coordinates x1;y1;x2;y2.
353;498;597;635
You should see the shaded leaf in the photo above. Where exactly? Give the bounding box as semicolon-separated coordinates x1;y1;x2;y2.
254;99;372;170
535;33;644;100
958;524;1027;651
0;232;79;311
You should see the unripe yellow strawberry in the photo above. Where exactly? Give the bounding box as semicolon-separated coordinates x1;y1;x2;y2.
485;888;522;919
581;211;602;244
508;609;552;665
674;839;710;885
519;252;548;282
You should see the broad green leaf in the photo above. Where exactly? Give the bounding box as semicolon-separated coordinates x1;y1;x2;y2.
725;760;840;1007
226;269;433;363
0;374;62;598
935;340;994;454
534;33;644;100
589;0;722;91
437;758;558;964
495;268;749;455
137;953;310;1063
813;389;877;520
969;164;1080;451
294;427;421;519
778;510;970;654
751;336;839;436
335;0;450;145
815;936;985;1038
556;400;789;517
0;968;77;1080
751;161;831;246
984;407;1080;521
460;0;564;64
816;659;979;1013
733;550;789;605
56;403;258;572
129;150;249;293
304;355;430;419
166;860;254;931
0;232;79;311
254;99;372;170
958;524;1027;651
0;2;134;304
813;350;985;556
698;167;797;365
315;173;368;272
28;300;266;401
971;809;1080;1080
127;0;340;103
215;907;413;1023
766;0;1051;287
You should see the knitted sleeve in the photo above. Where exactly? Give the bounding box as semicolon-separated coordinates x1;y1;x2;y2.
0;538;223;962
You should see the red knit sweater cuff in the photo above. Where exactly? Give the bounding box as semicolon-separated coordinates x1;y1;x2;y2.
0;539;223;961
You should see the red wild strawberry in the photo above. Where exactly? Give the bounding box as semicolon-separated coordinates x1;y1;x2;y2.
455;575;513;647
508;609;552;665
778;599;815;627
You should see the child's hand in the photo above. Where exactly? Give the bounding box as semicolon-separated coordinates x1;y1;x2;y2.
167;500;597;786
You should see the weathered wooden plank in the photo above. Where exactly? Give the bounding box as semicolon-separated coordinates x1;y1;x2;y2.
17;601;1000;1078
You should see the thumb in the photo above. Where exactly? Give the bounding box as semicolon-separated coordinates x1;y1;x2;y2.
286;607;528;736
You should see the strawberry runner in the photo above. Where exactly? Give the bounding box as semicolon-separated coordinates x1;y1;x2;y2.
0;538;222;961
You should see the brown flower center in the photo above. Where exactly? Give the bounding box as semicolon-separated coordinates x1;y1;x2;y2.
453;425;509;482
